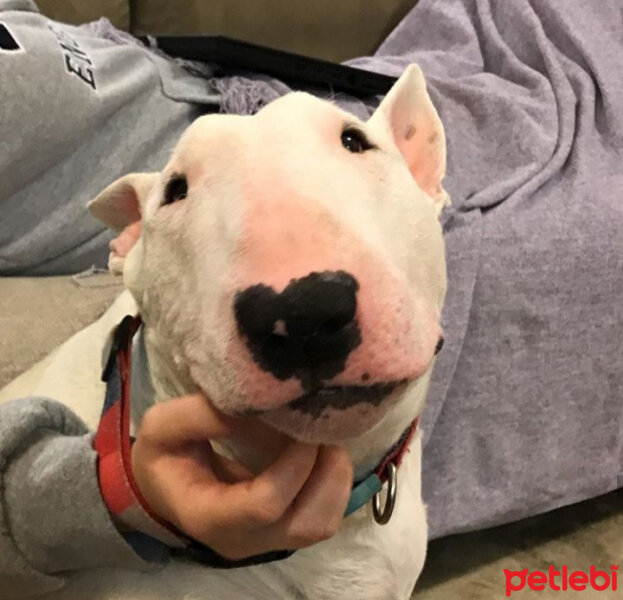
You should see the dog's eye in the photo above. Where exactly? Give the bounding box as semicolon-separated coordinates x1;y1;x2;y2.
163;175;188;205
341;128;373;153
434;337;444;355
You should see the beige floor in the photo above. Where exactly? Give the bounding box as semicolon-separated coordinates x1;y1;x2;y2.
0;273;124;388
415;490;623;599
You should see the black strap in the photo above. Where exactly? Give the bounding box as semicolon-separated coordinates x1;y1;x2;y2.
172;542;295;569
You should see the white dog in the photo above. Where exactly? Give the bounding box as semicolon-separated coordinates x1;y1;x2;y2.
0;64;449;600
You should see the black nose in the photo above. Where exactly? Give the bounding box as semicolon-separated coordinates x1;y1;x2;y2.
234;271;361;388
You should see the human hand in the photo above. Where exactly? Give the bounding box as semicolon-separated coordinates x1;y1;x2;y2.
131;394;353;560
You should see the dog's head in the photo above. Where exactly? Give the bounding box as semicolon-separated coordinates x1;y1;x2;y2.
89;65;449;443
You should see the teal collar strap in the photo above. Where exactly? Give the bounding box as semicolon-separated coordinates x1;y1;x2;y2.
345;417;419;523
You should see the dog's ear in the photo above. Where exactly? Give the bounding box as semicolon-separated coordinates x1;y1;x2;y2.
368;64;450;214
88;173;158;274
88;172;158;231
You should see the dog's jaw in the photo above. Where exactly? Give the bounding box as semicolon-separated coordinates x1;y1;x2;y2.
339;371;431;480
137;323;431;481
139;324;198;401
256;380;417;447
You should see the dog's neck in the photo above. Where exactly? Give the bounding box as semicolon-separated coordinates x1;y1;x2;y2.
131;325;430;481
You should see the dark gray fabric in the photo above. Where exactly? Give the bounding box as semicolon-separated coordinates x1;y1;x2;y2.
0;398;153;598
208;0;623;538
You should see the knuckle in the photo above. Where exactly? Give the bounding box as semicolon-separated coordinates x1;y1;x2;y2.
172;504;214;543
179;518;213;545
321;519;340;541
247;484;287;524
287;530;314;548
136;406;162;442
330;448;354;482
289;520;338;547
247;499;284;526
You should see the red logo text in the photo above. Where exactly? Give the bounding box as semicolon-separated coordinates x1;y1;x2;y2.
504;565;618;596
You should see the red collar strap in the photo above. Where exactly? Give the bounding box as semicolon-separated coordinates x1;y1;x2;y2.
94;316;187;555
376;417;418;481
94;315;420;566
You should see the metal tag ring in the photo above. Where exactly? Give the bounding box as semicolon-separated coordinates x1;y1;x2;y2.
372;462;397;525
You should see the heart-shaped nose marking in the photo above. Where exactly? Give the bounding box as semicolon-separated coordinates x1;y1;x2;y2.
234;271;361;388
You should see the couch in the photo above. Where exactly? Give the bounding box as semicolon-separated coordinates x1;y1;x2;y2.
35;0;417;62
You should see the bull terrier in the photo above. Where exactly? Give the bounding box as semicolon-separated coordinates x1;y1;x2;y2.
0;64;449;600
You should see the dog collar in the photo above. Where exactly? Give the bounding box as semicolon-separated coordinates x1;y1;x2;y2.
345;416;418;523
95;315;419;567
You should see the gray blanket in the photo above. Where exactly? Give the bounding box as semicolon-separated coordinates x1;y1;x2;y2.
356;0;623;538
216;0;623;538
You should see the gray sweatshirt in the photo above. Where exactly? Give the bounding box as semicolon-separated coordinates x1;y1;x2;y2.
0;2;220;597
0;0;219;276
0;398;154;598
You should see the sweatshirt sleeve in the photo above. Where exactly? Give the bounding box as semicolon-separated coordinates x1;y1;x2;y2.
0;397;164;598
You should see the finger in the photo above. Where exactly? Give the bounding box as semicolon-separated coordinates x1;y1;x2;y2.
224;420;291;465
216;440;319;525
156;442;254;485
139;395;291;458
138;395;240;448
210;452;254;483
264;445;353;550
176;440;319;535
206;446;353;559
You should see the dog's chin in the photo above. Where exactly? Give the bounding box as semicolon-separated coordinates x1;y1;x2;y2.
258;382;409;444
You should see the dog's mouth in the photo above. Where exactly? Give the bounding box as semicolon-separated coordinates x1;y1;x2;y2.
287;380;409;419
228;379;411;424
250;378;414;442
